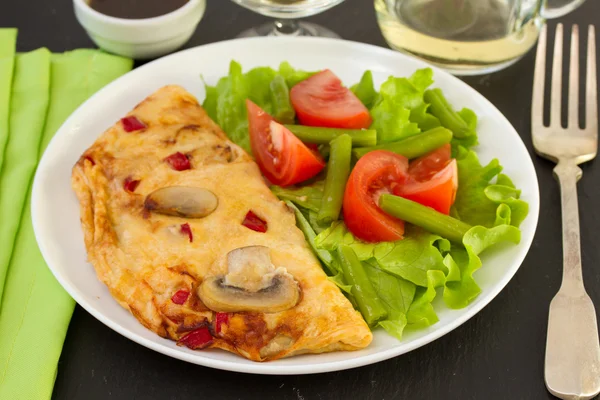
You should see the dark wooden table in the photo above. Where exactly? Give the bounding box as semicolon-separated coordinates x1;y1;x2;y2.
3;0;600;399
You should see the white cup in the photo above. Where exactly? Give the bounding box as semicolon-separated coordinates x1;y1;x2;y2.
73;0;206;60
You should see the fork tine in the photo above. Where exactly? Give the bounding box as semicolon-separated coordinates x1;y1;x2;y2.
568;25;580;129
532;24;547;130
586;25;598;133
550;24;564;128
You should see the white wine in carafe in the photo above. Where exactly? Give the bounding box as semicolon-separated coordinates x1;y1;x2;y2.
375;0;544;75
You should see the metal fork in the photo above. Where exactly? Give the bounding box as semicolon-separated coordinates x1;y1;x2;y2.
532;23;600;400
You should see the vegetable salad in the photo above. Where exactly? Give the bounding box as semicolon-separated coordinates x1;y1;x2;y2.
203;61;529;340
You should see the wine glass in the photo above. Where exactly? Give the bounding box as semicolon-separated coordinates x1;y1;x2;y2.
231;0;346;38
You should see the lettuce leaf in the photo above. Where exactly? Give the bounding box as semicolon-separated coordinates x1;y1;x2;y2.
351;70;377;108
314;221;424;339
373;228;449;286
270;181;324;212
328;270;353;295
452;147;529;228
410;68;435;92
209;61;252;152
306;209;329;234
364;260;416;340
314;221;378;260
284;201;353;298
367;68;452;141
311;219;522;330
410;103;441;132
285;201;333;269
484;185;529;227
369;68;437;143
202;83;218;123
404;224;521;329
202;61;313;153
325;256;354;295
406;270;446;328
314;220;417;336
245;67;277;109
370;102;418;143
278;61;316;88
451;147;503;227
443;225;521;308
315;223;450;287
458;108;477;130
496;173;514;187
451;108;479;150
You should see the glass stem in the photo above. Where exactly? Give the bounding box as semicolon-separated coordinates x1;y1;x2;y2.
272;19;302;36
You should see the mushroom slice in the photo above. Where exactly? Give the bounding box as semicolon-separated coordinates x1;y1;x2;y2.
259;335;294;359
198;246;300;313
199;275;299;313
144;186;218;218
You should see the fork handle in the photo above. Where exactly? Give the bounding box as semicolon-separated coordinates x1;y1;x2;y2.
553;160;585;293
546;160;600;399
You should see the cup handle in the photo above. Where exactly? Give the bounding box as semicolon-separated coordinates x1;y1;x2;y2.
541;0;586;19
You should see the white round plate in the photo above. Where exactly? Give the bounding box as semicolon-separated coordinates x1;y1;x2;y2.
32;37;539;375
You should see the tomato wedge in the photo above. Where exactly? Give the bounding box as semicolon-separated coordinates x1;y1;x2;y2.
408;144;451;181
290;70;372;129
246;100;325;186
343;150;409;242
393;144;458;215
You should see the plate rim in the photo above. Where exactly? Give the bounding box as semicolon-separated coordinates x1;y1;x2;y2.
31;36;540;375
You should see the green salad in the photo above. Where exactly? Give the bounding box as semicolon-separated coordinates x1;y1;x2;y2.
203;61;529;340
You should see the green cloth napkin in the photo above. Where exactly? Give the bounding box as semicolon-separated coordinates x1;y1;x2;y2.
0;49;132;399
0;48;51;306
0;28;17;176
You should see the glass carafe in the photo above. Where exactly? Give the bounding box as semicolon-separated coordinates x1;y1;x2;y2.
375;0;586;75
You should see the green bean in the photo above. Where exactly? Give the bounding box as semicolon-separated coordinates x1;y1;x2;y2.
379;194;471;244
269;75;295;124
424;88;473;139
353;127;452;159
337;244;388;325
285;201;333;270
351;70;377;108
318;134;352;225
285;125;377;147
308;209;328;234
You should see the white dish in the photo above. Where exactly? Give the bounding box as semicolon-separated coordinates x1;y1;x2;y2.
73;0;206;59
32;37;539;375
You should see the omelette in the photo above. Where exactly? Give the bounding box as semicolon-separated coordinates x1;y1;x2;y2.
71;85;372;361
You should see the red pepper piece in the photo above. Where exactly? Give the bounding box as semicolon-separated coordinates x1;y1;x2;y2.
84;155;95;165
180;223;193;242
177;326;213;350
215;312;229;334
164;152;191;171
171;289;190;305
123;177;140;192
121;116;147;132
242;210;267;233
